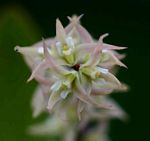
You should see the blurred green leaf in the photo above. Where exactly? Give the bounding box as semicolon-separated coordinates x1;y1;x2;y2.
0;6;48;141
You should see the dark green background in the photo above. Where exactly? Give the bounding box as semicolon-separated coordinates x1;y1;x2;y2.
0;0;150;141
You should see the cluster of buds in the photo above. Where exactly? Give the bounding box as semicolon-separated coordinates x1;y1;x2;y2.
15;15;127;141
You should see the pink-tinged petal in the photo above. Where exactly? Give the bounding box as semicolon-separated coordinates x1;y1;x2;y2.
65;15;93;43
65;14;83;33
75;91;94;107
81;33;109;68
101;97;128;120
95;33;109;53
14;46;43;69
102;50;127;68
91;87;113;96
113;51;126;60
15;46;37;54
67;27;81;45
93;33;109;57
27;59;48;82
96;34;127;51
103;43;127;50
34;75;52;85
43;40;67;74
74;43;96;63
38;84;51;106
76;24;93;43
15;38;55;62
14;38;57;72
91;79;116;95
75;43;126;64
76;43;96;50
32;86;47;117
77;100;85;120
75;84;112;110
67;14;83;24
101;51;126;70
79;72;92;96
85;96;127;121
47;91;61;111
56;19;66;42
27;40;67;82
33;38;56;47
51;99;77;121
100;71;121;87
114;83;129;92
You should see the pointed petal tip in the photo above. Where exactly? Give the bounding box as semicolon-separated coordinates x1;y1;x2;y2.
56;18;64;30
100;104;113;110
77;14;84;21
67;16;72;21
26;78;31;83
56;18;59;22
46;105;53;113
27;75;33;82
115;46;128;50
99;33;109;41
56;18;66;41
67;14;84;24
116;46;128;50
14;46;20;52
42;38;51;59
120;63;128;68
122;46;128;49
56;18;62;26
79;14;84;18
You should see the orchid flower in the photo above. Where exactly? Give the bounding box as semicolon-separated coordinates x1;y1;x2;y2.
15;15;127;120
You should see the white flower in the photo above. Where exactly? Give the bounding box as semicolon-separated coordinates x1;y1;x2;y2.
15;15;127;120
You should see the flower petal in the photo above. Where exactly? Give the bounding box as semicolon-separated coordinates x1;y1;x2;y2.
31;86;46;117
75;83;112;110
47;91;61;111
79;72;92;96
27;59;48;82
28;116;67;136
103;43;127;50
101;50;127;68
77;100;85;120
76;24;93;43
66;15;93;43
14;46;43;69
92;79;114;94
97;67;121;87
56;19;66;42
91;87;113;96
27;40;67;82
43;40;68;74
81;33;109;68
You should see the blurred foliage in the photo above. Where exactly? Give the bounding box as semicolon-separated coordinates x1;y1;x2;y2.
0;6;53;141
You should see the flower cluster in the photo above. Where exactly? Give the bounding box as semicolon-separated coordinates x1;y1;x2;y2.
15;15;127;141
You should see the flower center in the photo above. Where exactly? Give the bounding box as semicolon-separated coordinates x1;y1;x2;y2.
72;64;80;71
